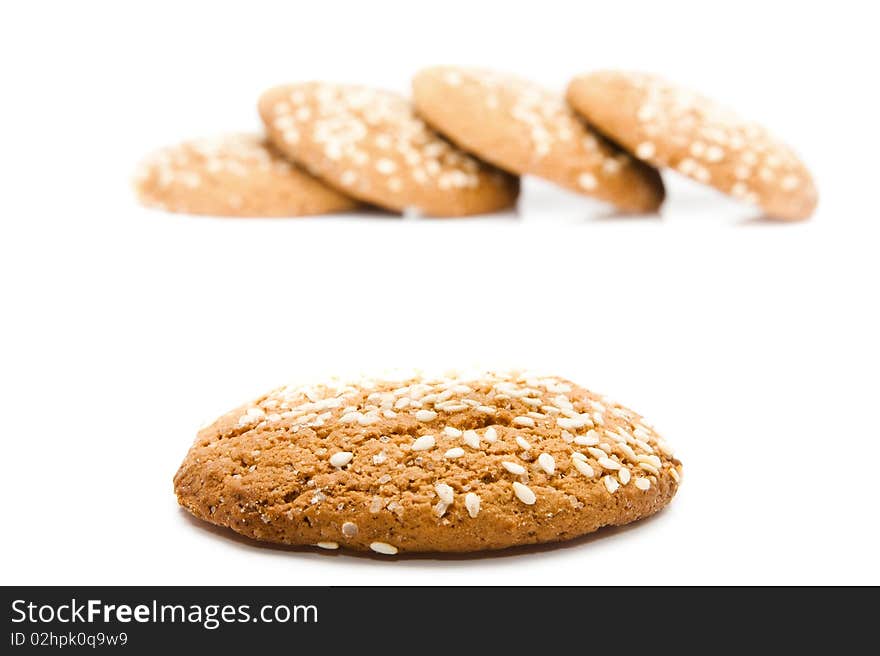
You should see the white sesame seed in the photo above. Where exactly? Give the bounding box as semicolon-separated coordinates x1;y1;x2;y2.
635;477;651;491
501;461;526;475
618;468;631;485
444;447;465;459
513;416;535;427
415;409;437;422
572;457;594;478
443;426;463;438
577;172;597;190
329;451;353;468
571;451;588;462
537;453;556;474
587;447;606;459
561;430;574;443
462;430;480;448
512;481;536;505
465;492;481;518
316;541;339;550
435;482;454;505
372;451;387;465
598;456;621;471
515;436;532;451
476;405;496;414
411;435;436;451
669;467;681;483
370;542;398;555
574;430;600;446
341;522;358;537
483;427;498;442
375;158;397;175
639;462;660;475
603;476;620;494
636;142;656;159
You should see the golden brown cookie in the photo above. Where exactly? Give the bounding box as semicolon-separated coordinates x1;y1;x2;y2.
134;133;358;217
258;83;519;217
411;66;665;213
174;370;682;554
566;71;818;220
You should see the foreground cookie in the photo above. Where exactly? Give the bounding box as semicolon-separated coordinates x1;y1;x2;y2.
258;83;519;217
174;371;682;554
412;67;665;213
566;71;818;220
134;133;358;217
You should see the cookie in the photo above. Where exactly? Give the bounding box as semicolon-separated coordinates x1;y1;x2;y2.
566;71;818;220
411;67;665;213
134;133;358;217
258;83;519;217
174;370;682;554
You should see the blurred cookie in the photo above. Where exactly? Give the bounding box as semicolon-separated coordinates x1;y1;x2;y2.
412;66;665;212
134;133;358;217
566;71;818;220
174;370;682;554
258;83;519;217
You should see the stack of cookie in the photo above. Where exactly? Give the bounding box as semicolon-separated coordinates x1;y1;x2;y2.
136;69;817;220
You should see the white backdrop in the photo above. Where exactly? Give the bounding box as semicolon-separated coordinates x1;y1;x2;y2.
1;0;878;585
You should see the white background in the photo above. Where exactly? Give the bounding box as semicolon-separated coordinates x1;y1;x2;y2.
1;0;878;585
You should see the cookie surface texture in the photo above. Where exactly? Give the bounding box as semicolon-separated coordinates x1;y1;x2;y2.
412;66;665;212
566;71;818;220
174;371;682;554
258;83;519;217
134;133;358;217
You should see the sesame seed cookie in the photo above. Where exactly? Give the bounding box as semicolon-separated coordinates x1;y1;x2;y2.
411;67;665;213
258;83;519;217
174;370;682;554
133;133;358;217
566;71;818;220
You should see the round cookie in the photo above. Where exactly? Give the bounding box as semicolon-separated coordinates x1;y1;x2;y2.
174;370;682;554
411;66;665;213
258;83;519;217
134;133;358;217
566;71;818;221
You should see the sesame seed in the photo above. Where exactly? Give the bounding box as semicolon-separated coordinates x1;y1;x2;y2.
411;435;436;451
574;430;600;446
597;456;621;471
462;430;480;448
561;430;574;443
415;409;437;422
444;447;465;459
483;427;498;442
516;436;532;451
443;426;463;438
341;522;358;537
375;158;397;175
618;468;631;485
512;481;536;505
571;451;588;462
587;447;607;460
370;542;398;555
537;453;556;474
465;492;481;518
372;452;387;465
316;542;339;550
577;172;597;190
669;467;681;483
603;476;620;494
513;416;535;427
635;477;651;491
636;142;656;159
329;451;353;468
572;458;594;478
501;461;526;475
435;482;454;505
476;405;496;414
